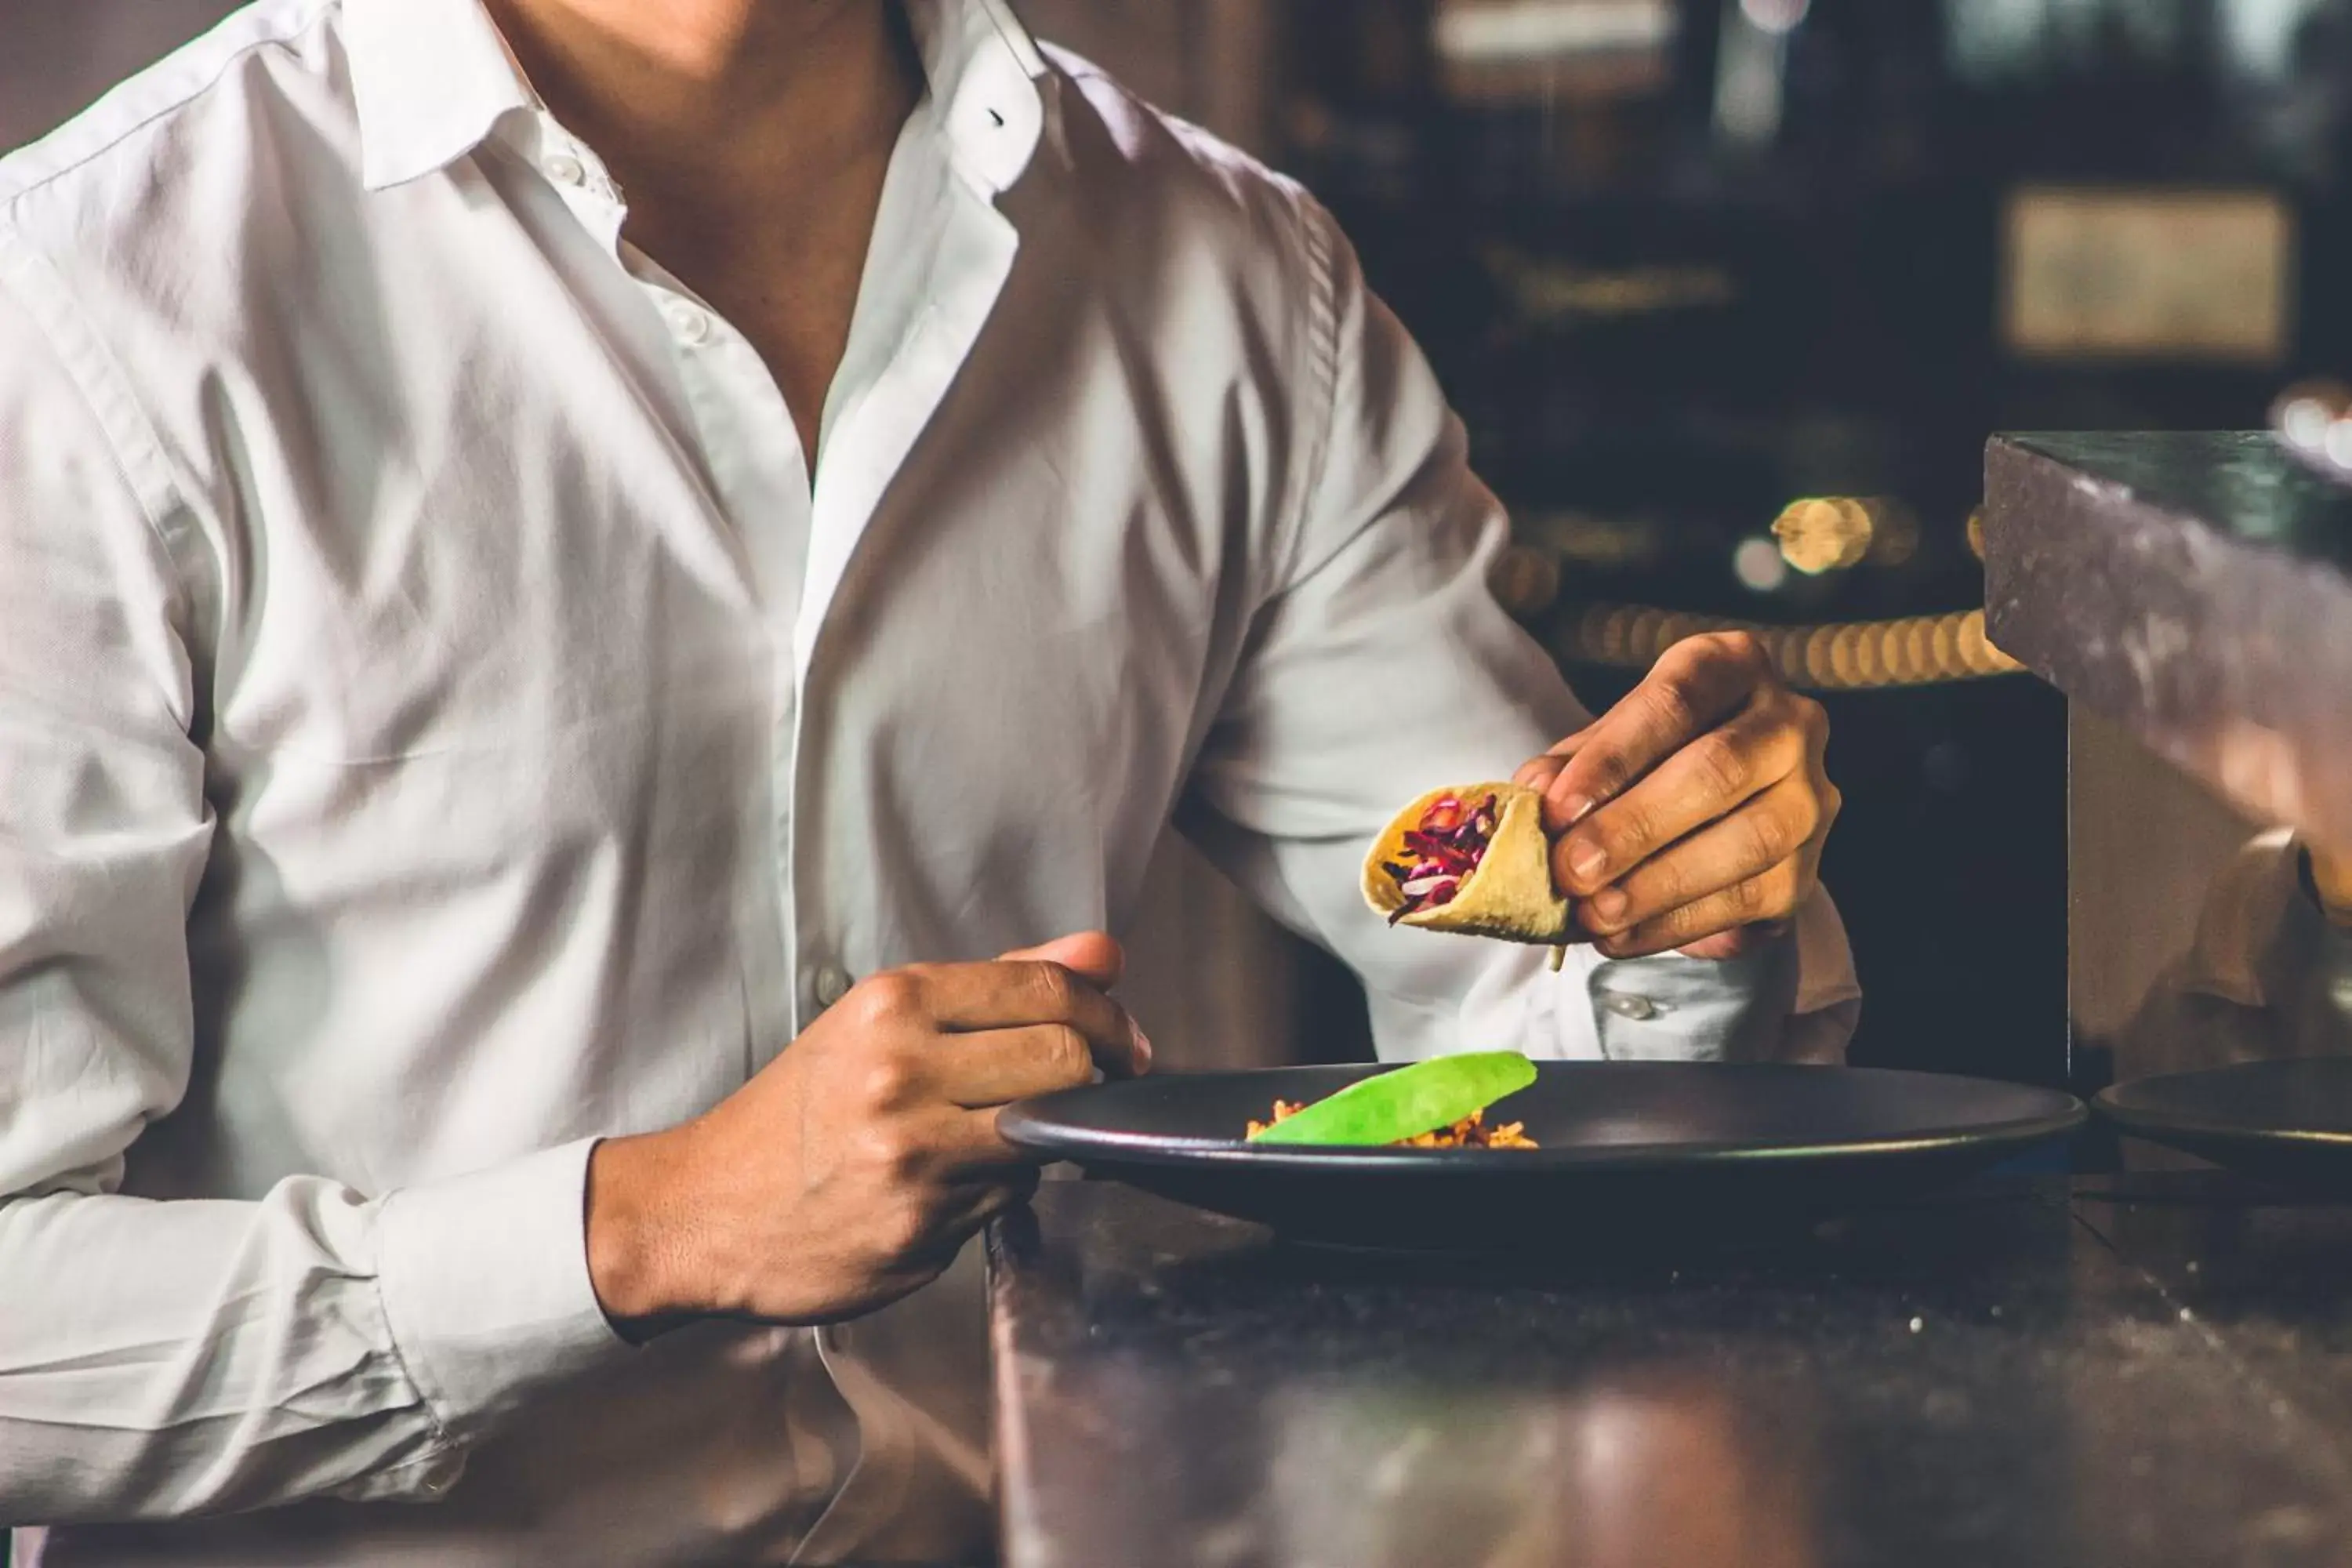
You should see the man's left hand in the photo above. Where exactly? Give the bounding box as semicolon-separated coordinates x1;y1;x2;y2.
1515;632;1839;960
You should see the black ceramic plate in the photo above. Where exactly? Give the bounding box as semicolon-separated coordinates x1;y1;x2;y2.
1000;1062;2085;1250
2097;1059;2352;1191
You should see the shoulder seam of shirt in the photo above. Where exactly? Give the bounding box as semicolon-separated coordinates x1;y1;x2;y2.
0;0;339;211
0;223;194;605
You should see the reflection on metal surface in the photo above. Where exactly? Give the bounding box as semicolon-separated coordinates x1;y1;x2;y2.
1567;603;2026;688
1269;1366;1820;1568
2072;709;2352;1138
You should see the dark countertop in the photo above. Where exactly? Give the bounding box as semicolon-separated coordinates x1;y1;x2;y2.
1980;430;2352;848
990;1175;2352;1568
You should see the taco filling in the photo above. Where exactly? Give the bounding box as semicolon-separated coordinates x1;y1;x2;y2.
1379;792;1501;924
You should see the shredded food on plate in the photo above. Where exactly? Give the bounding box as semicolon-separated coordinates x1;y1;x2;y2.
1247;1098;1538;1149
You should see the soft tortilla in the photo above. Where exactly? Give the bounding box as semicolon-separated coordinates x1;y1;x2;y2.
1362;782;1572;946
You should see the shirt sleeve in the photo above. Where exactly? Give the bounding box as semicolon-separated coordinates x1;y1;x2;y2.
0;227;622;1523
1178;195;1859;1065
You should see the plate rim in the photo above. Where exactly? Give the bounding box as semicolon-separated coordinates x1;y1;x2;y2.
2096;1062;2352;1149
1000;1062;2087;1175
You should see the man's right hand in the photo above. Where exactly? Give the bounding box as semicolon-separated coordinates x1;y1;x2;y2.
583;933;1146;1333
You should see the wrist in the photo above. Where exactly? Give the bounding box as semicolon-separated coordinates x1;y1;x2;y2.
585;1131;697;1334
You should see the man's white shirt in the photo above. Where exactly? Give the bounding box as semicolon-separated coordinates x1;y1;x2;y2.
0;0;1859;1559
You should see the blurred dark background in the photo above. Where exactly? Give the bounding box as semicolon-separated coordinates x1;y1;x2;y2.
1265;0;2352;1091
10;0;2348;1094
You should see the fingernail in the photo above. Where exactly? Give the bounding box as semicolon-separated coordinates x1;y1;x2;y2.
1568;839;1608;883
1592;888;1628;925
1563;793;1596;826
1133;1025;1155;1072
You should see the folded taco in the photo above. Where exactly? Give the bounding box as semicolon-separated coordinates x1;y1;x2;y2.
1362;782;1572;946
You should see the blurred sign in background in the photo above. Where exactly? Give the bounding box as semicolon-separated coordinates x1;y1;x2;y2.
13;0;2352;1088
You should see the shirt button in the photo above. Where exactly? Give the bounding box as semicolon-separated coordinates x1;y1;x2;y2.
543;151;586;187
1600;991;1659;1022
666;303;713;346
814;965;855;1009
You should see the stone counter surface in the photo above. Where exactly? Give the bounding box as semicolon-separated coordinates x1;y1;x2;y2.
1983;430;2352;851
992;1176;2352;1568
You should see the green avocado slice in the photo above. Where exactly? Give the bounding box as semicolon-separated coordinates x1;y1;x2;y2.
1245;1051;1538;1147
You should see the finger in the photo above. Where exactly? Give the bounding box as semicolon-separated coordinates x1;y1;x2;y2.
927;1170;1044;1245
1595;859;1811;959
996;935;1154;1072
1000;931;1124;989
927;1105;1068;1175
1571;753;1819;919
893;1174;1044;1277
903;960;1146;1076
1540;633;1770;833
935;1024;1109;1108
1511;724;1598;791
920;1104;1046;1175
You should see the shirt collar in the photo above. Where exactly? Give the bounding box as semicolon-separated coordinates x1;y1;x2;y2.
346;0;537;192
344;0;1051;197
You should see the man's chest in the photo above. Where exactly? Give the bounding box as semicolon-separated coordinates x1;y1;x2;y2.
194;256;1247;898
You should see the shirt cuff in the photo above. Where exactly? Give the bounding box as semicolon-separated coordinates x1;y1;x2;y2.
1584;934;1796;1062
376;1138;629;1446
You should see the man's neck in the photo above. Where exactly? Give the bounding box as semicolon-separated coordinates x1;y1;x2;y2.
481;0;920;202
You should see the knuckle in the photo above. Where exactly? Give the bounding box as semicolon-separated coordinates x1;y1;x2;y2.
1712;629;1769;672
886;1140;931;1185
1798;697;1831;748
1044;1025;1091;1085
1586;752;1634;800
1744;806;1794;868
1026;961;1077;1019
879;1196;935;1258
1690;731;1750;799
855;1121;918;1178
1643;676;1700;740
1730;876;1772;920
1631;855;1686;914
853;971;922;1026
854;1052;921;1112
1595;806;1652;873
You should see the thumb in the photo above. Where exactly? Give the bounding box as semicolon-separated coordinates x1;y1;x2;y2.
1000;931;1125;989
1000;932;1152;1074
